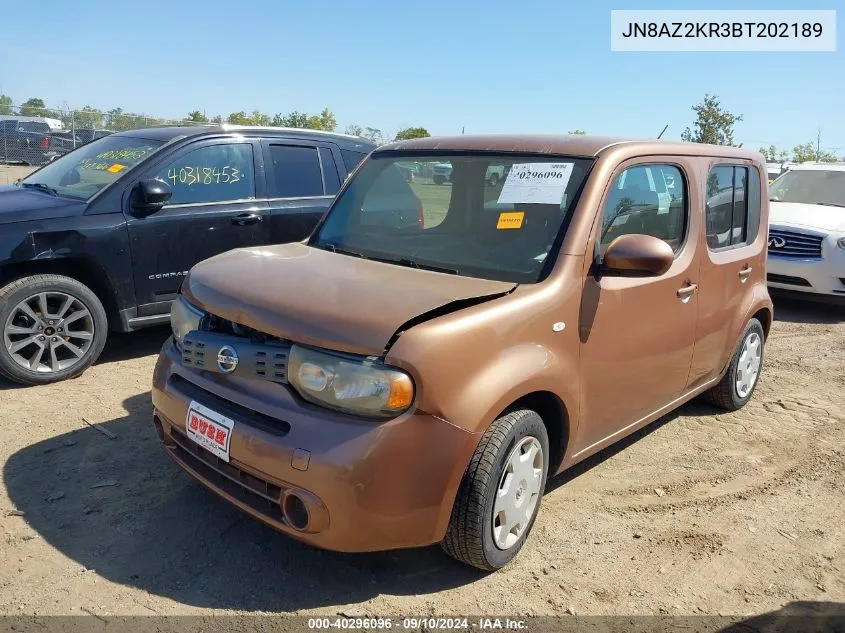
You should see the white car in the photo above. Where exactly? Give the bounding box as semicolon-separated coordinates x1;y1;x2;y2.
767;163;845;300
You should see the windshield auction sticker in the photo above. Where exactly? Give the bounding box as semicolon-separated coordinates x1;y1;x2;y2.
497;163;574;205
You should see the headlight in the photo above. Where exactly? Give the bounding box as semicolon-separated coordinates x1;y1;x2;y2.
287;344;414;418
837;237;845;250
170;295;204;344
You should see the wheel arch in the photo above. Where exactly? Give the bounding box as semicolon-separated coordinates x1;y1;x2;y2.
0;258;119;329
501;390;570;476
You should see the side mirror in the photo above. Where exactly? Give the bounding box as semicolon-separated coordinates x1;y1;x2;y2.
602;234;674;276
132;178;171;217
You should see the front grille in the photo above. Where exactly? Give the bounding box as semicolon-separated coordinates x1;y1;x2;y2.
767;273;812;287
182;331;291;385
768;229;823;259
168;374;290;437
169;425;287;524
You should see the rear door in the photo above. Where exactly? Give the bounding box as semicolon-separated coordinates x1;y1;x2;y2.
259;140;340;244
125;138;270;313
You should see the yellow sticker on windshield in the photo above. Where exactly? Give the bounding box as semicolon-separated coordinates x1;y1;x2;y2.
497;211;524;229
107;163;126;173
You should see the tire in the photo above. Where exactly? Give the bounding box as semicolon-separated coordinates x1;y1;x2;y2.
702;318;765;411
433;175;445;185
0;274;108;386
488;173;500;187
441;408;550;571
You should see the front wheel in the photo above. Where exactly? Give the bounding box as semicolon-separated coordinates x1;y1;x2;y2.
0;274;108;385
441;409;549;571
702;318;765;411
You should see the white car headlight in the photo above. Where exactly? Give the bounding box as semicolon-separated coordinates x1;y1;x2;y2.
170;295;205;345
288;344;414;418
837;237;845;250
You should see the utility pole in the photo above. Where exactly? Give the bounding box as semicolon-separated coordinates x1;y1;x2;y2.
816;127;822;161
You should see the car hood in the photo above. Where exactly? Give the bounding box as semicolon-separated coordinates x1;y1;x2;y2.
182;242;516;356
769;201;845;233
0;186;87;224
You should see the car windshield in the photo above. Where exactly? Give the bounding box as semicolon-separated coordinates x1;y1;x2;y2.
312;153;593;283
768;168;845;208
20;135;162;201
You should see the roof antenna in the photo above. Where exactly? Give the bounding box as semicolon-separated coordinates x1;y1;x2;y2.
657;124;668;139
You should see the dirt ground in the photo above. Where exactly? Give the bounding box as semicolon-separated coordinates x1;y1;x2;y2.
0;292;842;618
0;164;36;185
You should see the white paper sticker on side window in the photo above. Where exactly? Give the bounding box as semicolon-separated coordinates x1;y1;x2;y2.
497;163;574;205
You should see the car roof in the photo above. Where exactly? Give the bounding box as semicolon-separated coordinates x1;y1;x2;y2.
113;124;376;149
787;162;845;172
380;134;762;161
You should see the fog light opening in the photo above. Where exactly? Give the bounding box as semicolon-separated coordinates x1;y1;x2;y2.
282;492;310;531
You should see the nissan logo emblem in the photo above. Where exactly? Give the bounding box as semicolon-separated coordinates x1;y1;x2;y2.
217;345;239;373
768;236;787;249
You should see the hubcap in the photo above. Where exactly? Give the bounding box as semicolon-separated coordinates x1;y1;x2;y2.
3;292;94;373
492;436;544;550
735;331;762;399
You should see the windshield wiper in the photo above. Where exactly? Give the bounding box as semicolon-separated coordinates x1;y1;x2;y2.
371;256;458;275
813;202;845;208
319;242;366;258
21;182;59;197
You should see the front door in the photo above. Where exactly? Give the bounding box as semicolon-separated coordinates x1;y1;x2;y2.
576;159;701;456
125;139;269;313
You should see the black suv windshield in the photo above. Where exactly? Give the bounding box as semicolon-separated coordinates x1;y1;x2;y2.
769;168;845;208
312;153;592;283
21;135;162;201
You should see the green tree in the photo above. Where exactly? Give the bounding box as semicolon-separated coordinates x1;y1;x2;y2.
758;145;779;162
275;111;308;128
20;97;48;117
250;110;271;126
227;111;252;125
105;108;137;131
73;105;104;129
187;110;208;123
0;94;12;115
681;94;743;146
363;127;385;145
568;129;586;135
210;114;223;124
305;108;337;131
394;126;430;140
344;123;363;136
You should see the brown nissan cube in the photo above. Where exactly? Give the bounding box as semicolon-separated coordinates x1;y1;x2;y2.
152;135;772;571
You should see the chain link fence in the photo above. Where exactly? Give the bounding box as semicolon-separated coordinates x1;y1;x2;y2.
1;103;208;166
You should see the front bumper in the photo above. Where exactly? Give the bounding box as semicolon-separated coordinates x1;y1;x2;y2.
152;339;479;552
767;231;845;298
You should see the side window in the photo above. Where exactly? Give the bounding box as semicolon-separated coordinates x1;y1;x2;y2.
600;164;686;253
156;143;255;205
706;165;754;250
268;144;323;198
340;149;367;173
319;147;341;195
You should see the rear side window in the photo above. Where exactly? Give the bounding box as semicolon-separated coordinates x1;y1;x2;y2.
340;149;367;173
319;147;341;195
156;143;255;205
268;144;324;198
600;164;687;253
706;165;759;249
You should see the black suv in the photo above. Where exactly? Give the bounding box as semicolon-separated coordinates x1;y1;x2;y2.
0;125;375;385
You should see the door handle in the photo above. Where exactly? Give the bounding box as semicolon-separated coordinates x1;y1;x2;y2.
738;265;753;283
676;283;698;302
231;213;263;226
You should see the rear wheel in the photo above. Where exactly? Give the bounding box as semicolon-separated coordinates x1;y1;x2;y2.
441;409;549;571
702;318;765;411
0;274;108;385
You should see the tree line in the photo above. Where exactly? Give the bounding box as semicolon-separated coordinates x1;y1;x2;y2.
2;93;841;160
0;95;431;143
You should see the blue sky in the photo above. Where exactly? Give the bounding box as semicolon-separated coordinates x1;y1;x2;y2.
0;0;842;153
